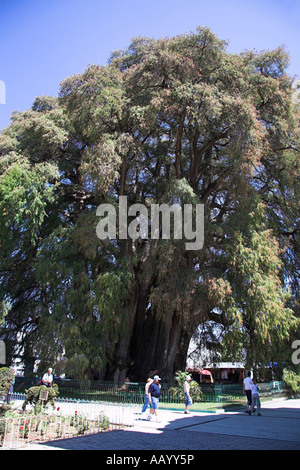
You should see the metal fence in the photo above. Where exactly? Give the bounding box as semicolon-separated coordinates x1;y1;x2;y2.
10;379;286;408
0;396;138;449
56;379;225;403
54;380;285;410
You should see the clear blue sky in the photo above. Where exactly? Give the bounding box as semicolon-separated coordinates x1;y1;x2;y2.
1;0;299;130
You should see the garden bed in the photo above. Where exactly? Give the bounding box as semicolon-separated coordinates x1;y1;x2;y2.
0;411;112;449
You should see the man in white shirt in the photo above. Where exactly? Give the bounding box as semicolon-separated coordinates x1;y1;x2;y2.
41;368;53;387
243;371;253;411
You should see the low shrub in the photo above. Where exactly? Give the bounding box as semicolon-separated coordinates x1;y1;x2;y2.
0;368;14;401
283;368;300;396
22;384;59;414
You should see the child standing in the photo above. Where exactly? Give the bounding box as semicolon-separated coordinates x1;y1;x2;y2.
249;379;262;416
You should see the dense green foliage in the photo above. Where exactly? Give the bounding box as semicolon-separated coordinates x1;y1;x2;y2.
0;367;14;399
283;369;300;395
22;384;59;414
0;27;299;381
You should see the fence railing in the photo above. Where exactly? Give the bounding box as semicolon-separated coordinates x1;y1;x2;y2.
54;380;285;410
0;412;109;449
13;377;286;397
0;396;138;449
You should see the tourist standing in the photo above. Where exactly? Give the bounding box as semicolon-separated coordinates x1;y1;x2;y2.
249;379;262;416
184;375;193;414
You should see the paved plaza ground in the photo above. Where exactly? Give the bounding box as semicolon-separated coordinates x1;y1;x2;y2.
15;397;300;452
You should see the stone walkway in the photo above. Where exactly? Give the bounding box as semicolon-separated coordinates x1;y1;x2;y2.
14;398;300;451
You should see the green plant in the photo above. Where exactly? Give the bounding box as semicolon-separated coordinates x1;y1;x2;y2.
283;369;300;396
97;412;110;430
22;384;59;414
55;415;67;438
70;411;90;435
0;418;5;445
0;404;10;418
19;417;34;439
0;368;14;401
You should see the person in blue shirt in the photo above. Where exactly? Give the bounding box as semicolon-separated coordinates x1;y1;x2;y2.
148;375;161;422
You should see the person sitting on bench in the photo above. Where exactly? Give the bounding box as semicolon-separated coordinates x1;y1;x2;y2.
40;368;53;387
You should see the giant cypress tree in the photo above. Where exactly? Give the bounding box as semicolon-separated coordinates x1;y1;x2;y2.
0;28;299;381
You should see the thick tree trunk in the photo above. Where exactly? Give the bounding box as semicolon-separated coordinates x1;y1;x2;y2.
174;328;192;372
128;307;183;383
104;240;202;384
107;292;193;383
105;279;139;383
106;278;192;383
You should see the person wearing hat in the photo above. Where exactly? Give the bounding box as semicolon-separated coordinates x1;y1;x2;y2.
184;375;193;414
147;375;161;422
